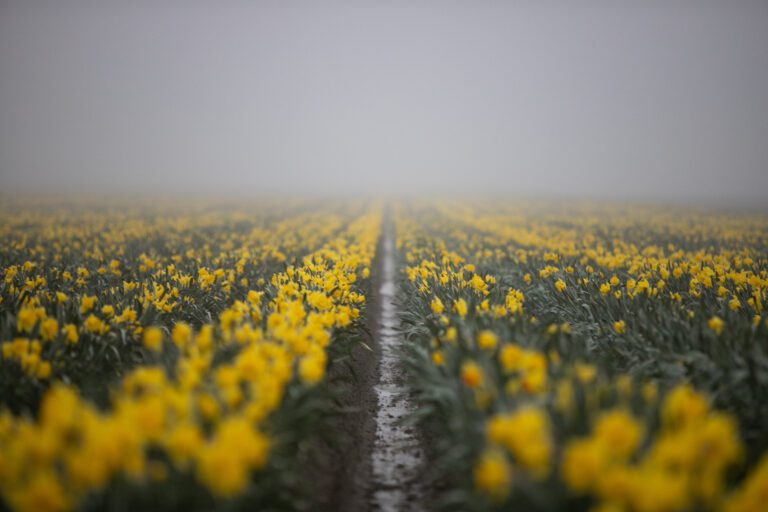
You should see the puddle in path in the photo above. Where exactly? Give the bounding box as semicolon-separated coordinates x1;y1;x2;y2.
370;229;425;511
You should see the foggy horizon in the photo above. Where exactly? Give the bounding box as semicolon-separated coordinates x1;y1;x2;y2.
2;0;767;205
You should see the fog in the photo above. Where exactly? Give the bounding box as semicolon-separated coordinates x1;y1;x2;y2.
1;0;767;204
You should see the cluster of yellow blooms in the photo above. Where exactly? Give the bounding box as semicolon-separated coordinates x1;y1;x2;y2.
395;200;768;511
0;200;380;512
560;385;742;511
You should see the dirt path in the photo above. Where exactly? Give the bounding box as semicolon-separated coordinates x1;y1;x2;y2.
368;218;426;511
308;215;427;512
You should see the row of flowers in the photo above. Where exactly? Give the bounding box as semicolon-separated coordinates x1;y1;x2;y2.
395;201;767;512
0;201;381;512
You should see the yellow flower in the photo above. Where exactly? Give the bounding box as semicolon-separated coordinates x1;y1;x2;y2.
520;351;548;394
469;274;487;293
613;320;626;334
63;324;78;344
708;315;725;336
474;451;512;502
143;326;164;352
35;361;52;379
247;289;263;305
196;325;214;352
84;314;106;334
196;418;270;497
593;465;639;506
218;417;270;469
461;360;483;388
196;443;249;497
593;409;643;460
430;296;444;314
555;279;567;292
487;408;551;477
556;380;574;413
40;318;59;342
453;298;468;318
725;452;768;512
630;468;690;512
298;351;326;385
116;307;137;324
79;295;97;314
8;470;69;512
561;438;608;493
476;330;498;350
431;350;445;366
171;322;192;348
499;344;523;373
16;306;41;333
699;413;743;469
662;384;709;429
307;291;332;311
165;423;203;466
505;289;524;314
574;363;596;383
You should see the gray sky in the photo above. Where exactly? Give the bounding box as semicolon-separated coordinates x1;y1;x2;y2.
1;0;767;203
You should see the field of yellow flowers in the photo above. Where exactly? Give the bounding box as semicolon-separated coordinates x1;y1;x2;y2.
2;197;768;512
0;199;380;512
396;200;768;512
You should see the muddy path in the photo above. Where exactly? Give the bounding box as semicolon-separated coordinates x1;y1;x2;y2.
304;213;427;512
368;214;427;511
